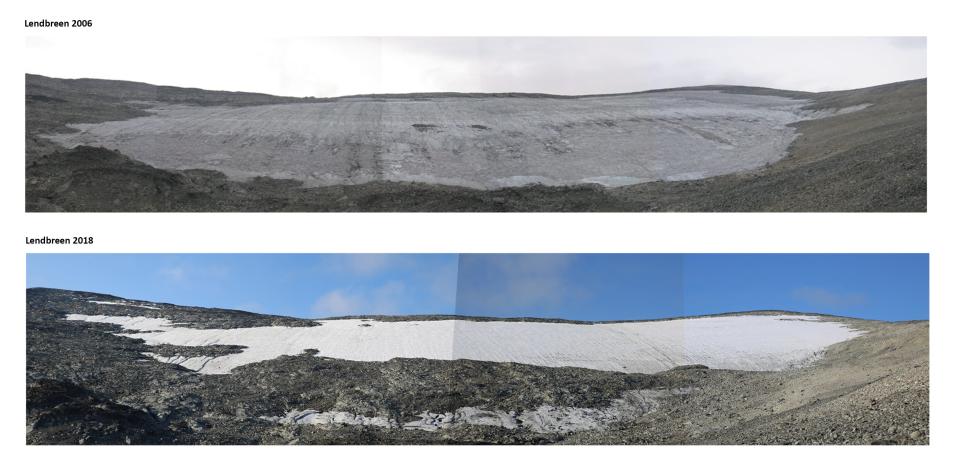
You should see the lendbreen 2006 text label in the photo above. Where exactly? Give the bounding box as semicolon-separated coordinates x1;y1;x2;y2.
25;19;93;28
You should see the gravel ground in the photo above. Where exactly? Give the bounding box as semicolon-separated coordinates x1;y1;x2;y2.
563;319;928;445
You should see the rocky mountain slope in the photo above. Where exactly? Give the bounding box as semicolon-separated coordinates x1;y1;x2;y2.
26;288;928;444
25;75;925;212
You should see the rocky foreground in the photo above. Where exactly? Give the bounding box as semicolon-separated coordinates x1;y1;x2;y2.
26;288;928;444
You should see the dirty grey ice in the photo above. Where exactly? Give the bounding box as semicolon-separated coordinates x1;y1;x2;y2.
44;91;859;189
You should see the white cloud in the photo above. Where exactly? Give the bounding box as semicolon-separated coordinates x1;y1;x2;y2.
158;266;185;283
156;262;231;284
311;290;363;316
309;255;459;316
311;280;410;316
455;254;577;315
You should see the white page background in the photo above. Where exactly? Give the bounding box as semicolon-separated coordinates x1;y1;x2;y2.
2;0;954;469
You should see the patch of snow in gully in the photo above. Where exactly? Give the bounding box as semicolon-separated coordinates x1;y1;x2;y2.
88;300;161;310
261;388;681;434
401;388;671;433
263;410;396;428
64;314;862;375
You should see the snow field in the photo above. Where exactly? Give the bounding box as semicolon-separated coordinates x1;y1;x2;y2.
64;314;862;375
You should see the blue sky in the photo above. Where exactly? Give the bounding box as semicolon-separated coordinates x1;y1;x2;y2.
26;253;928;321
26;254;458;317
681;254;928;321
455;254;683;319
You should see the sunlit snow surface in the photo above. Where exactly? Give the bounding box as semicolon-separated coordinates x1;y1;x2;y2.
65;314;862;375
44;92;865;189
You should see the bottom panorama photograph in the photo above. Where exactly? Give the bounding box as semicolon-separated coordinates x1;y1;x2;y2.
25;253;929;445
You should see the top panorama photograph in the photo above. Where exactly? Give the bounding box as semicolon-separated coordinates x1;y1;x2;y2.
24;37;926;212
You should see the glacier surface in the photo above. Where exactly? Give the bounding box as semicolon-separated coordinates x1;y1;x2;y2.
64;314;862;375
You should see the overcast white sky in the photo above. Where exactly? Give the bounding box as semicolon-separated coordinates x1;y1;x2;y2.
25;37;926;97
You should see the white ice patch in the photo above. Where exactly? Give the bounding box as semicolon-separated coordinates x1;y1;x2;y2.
64;313;862;375
493;175;556;187
262;410;395;428
67;314;175;330
88;300;161;310
402;389;671;433
261;388;677;434
797;103;873;121
580;176;645;186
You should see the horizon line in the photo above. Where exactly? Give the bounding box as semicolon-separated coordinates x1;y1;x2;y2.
26;286;923;324
25;73;930;101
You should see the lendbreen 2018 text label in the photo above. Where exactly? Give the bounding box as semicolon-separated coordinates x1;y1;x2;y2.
25;19;93;28
26;236;94;245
